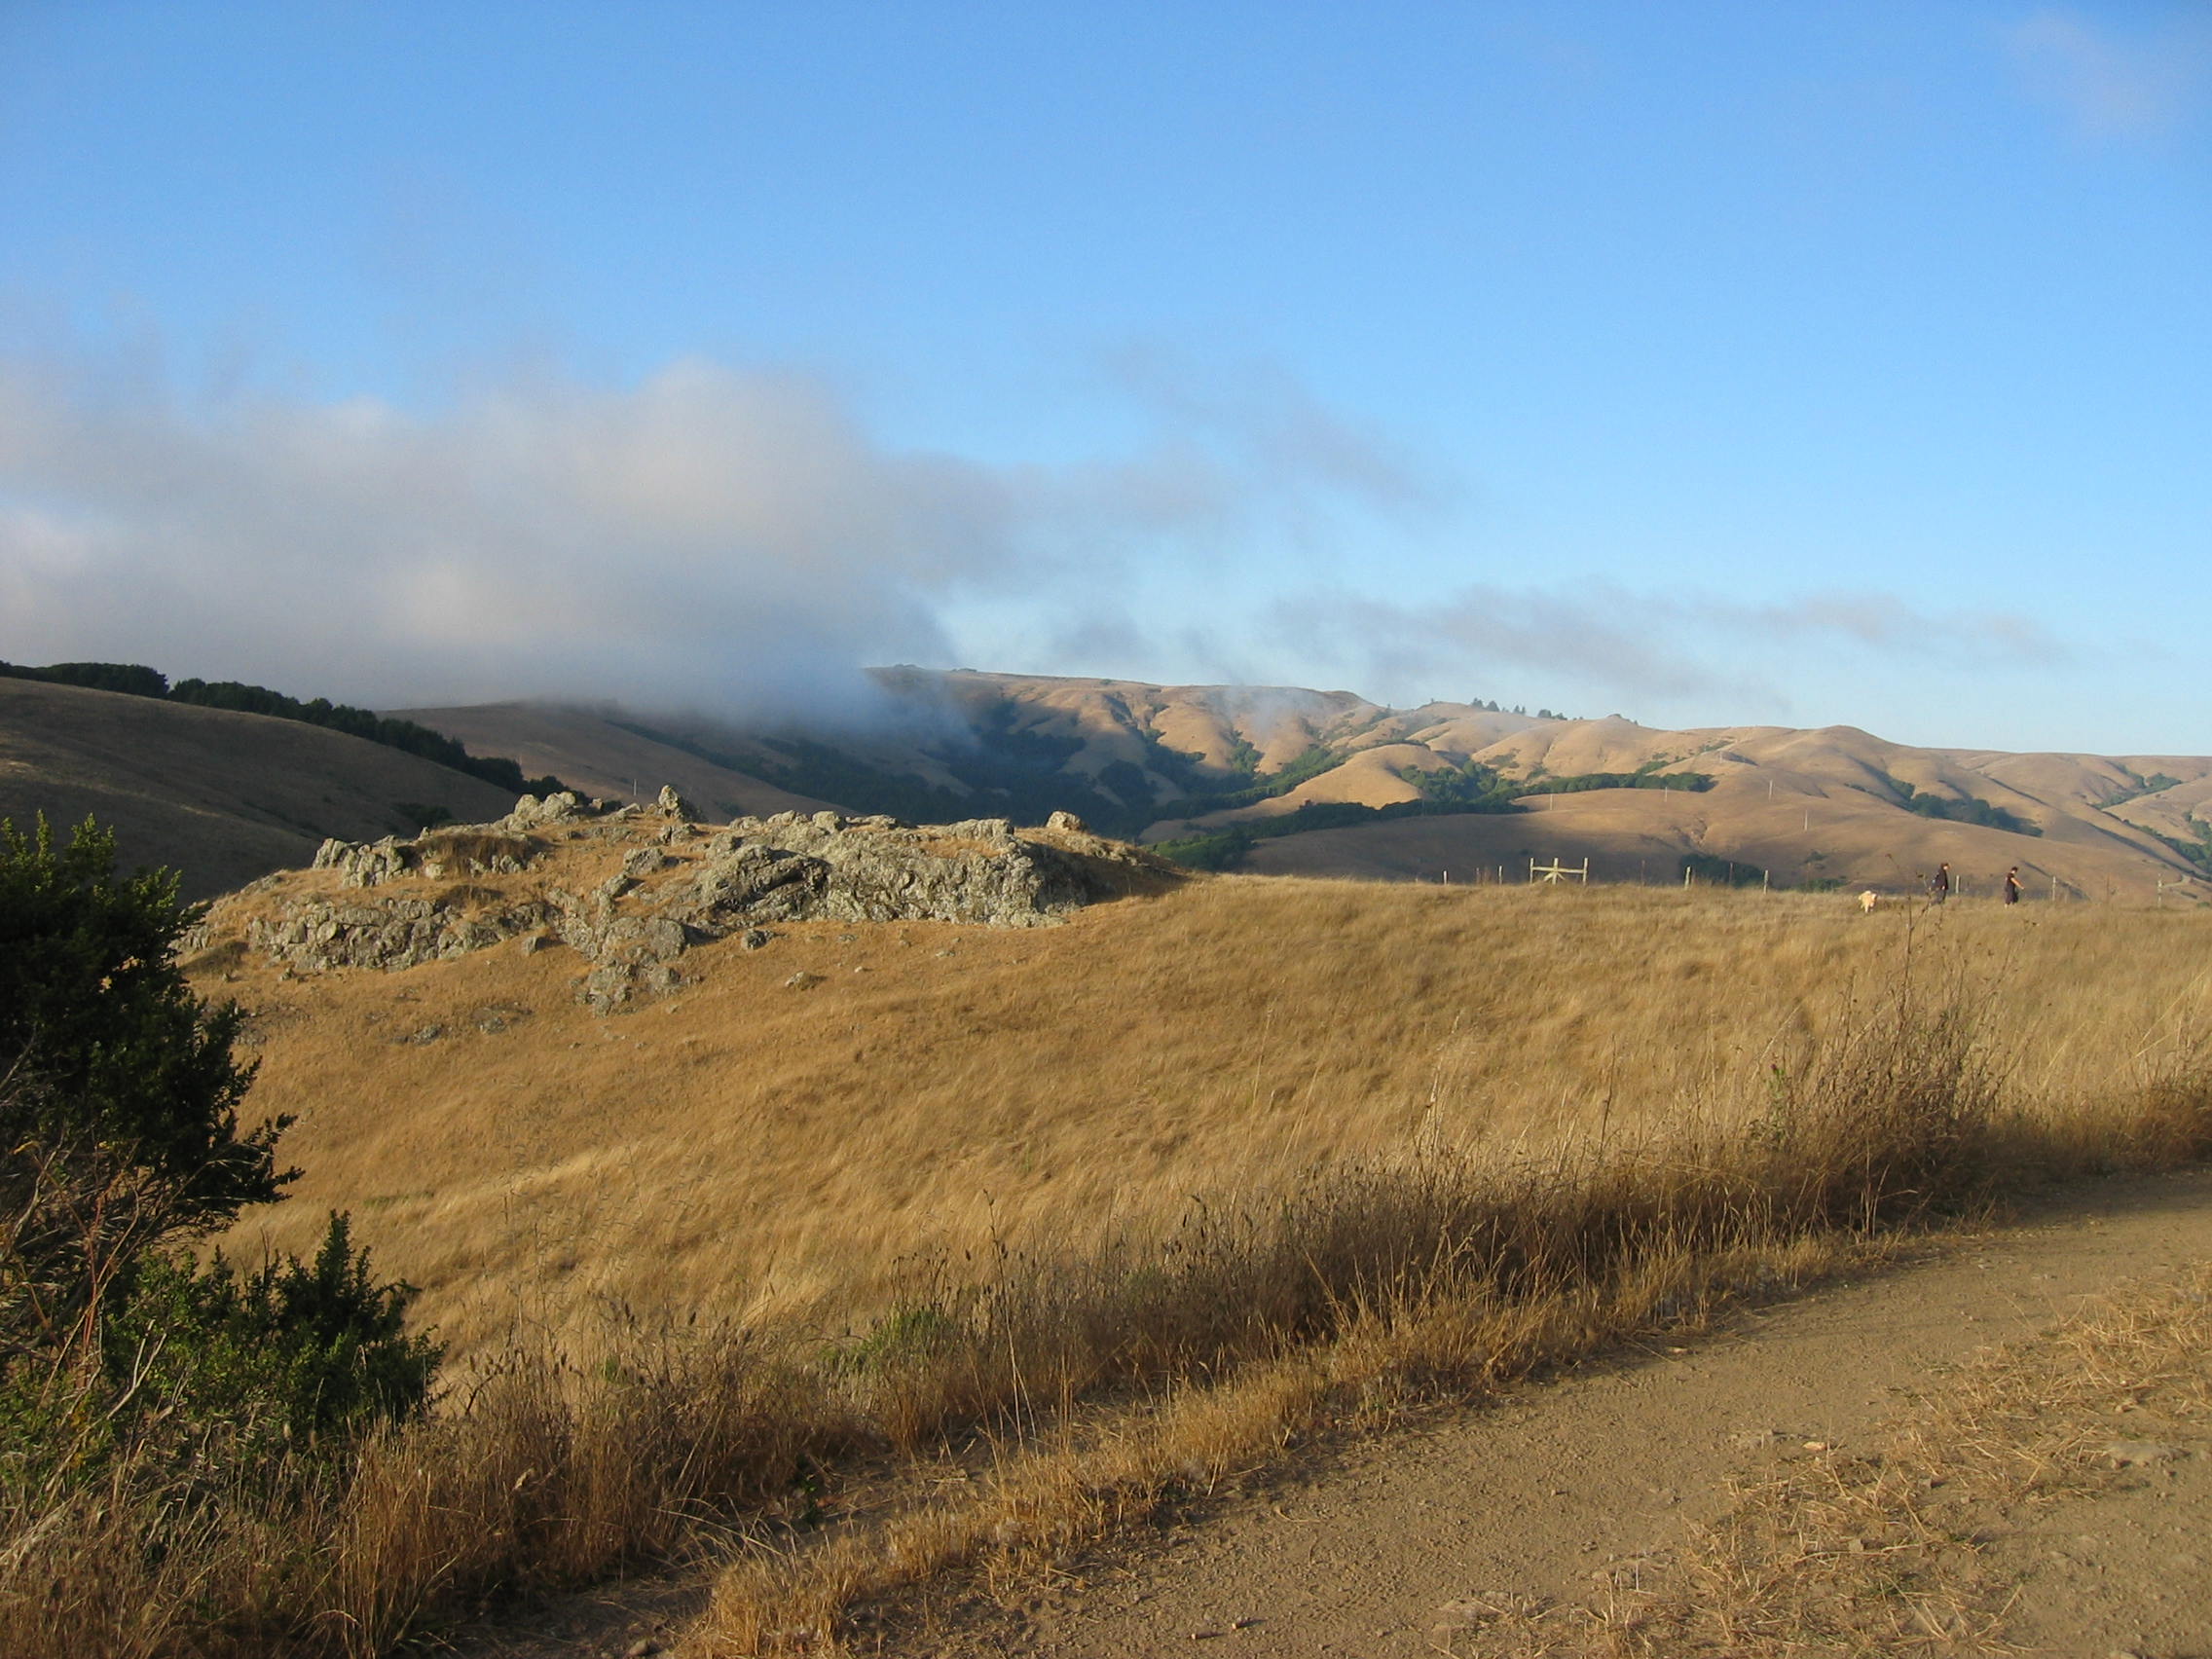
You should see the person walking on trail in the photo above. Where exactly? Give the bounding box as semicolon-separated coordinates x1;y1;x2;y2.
2005;866;2023;905
1930;862;1951;904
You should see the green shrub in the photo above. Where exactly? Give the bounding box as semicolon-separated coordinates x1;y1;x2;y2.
104;1213;438;1457
0;815;437;1493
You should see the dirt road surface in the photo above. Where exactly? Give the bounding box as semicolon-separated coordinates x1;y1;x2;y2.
889;1167;2212;1659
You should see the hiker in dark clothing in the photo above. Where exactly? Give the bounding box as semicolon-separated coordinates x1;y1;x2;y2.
2005;866;2022;905
1930;862;1951;904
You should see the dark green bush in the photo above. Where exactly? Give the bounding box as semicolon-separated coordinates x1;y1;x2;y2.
0;659;170;698
1885;776;2041;836
0;816;287;1283
105;1213;438;1457
1154;826;1256;871
1;816;438;1490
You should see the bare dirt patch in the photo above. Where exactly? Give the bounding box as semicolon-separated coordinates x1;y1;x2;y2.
867;1169;2212;1659
1574;1248;2212;1658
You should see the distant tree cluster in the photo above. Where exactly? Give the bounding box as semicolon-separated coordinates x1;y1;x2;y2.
2144;820;2212;876
1151;745;1346;823
1517;769;1714;797
1884;776;2042;837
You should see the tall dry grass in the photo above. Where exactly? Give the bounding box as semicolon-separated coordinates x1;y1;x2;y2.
6;878;2211;1656
215;874;2212;1357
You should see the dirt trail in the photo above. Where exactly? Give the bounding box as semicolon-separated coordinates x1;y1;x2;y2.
890;1167;2212;1658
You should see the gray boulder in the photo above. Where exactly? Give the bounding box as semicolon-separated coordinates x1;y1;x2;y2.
235;802;1178;1011
312;835;410;888
503;792;587;831
247;893;558;974
670;814;1159;931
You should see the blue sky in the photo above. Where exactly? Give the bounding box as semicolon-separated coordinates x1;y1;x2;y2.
2;3;2207;752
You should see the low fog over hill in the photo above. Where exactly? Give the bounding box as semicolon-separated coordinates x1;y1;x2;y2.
5;664;2208;903
404;668;2210;903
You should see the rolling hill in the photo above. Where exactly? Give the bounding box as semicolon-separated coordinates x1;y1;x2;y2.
403;670;2212;903
0;676;520;898
5;662;2208;902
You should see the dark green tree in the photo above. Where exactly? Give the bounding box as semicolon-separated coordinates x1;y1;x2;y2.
1;815;436;1455
1;815;287;1196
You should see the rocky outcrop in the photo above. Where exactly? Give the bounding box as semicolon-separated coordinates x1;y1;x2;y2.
501;792;591;831
238;792;1179;1011
312;827;541;888
247;892;559;974
311;835;410;887
671;813;1152;930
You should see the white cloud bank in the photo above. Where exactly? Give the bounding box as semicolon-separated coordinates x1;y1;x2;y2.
0;355;1029;722
0;345;2075;731
0;346;1458;724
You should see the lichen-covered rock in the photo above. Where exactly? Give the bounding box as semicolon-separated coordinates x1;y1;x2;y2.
247;894;557;973
671;814;1159;929
503;792;588;831
621;847;673;878
312;835;410;888
311;828;538;887
230;788;1179;1011
414;830;536;879
686;843;830;924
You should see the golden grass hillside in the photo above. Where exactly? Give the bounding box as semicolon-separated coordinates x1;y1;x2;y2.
0;677;520;899
195;838;2212;1363
17;811;2212;1659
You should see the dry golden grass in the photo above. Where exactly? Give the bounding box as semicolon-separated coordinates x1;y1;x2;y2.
203;863;2212;1360
8;861;2210;1658
0;676;521;900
